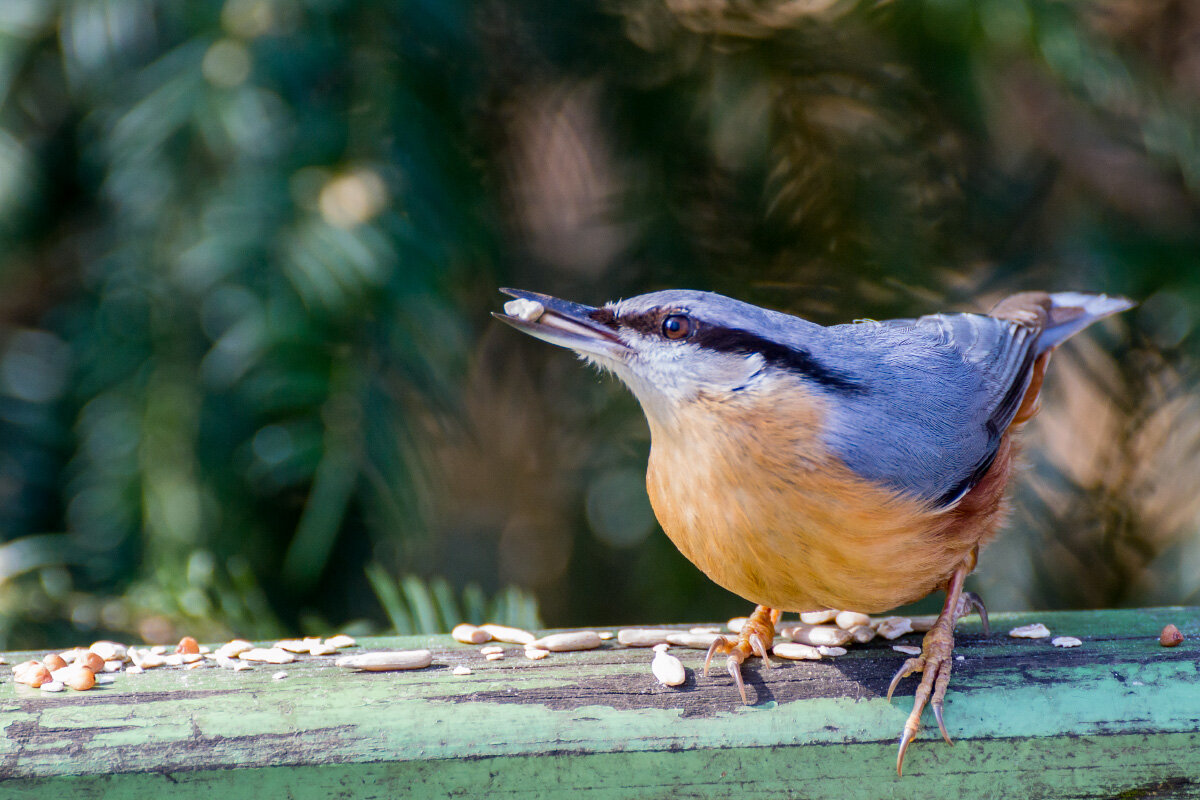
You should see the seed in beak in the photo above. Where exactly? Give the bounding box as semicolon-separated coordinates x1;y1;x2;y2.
504;298;545;322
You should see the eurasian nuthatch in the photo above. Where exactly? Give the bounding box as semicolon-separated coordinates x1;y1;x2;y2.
495;287;1133;774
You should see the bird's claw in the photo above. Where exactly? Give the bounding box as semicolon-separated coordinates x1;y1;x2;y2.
961;591;990;636
703;605;780;705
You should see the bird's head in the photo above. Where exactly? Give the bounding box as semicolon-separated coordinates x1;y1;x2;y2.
494;288;859;427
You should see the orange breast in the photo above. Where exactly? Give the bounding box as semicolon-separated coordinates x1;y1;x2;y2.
644;381;1014;613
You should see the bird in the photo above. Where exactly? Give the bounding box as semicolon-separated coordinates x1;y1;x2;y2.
494;287;1133;775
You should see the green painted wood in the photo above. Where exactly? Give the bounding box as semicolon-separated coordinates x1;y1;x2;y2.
1;607;1199;798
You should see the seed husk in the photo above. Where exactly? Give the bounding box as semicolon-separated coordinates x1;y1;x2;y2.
452;665;472;676
239;647;296;664
531;631;602;652
275;639;311;653
335;650;433;671
479;624;536;646
308;642;338;656
666;632;723;649
773;642;822;660
835;611;871;630
787;625;852;647
14;661;51;687
39;680;65;693
479;645;505;656
79;652;105;673
1160;624;1184;647
1052;636;1083;648
125;665;144;675
452;624;492;645
875;617;914;640
800;609;839;625
90;641;127;662
849;625;876;643
95;673;116;685
617;628;675;647
651;649;687;686
1009;623;1051;639
524;647;550;660
324;634;356;649
59;664;96;691
215;639;254;659
892;645;922;656
485;652;504;661
817;646;847;657
909;616;938;632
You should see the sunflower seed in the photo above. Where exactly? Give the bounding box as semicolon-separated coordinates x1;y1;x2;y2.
773;642;822;660
452;624;492;645
875;617;914;640
651;649;686;686
531;631;602;652
335;650;433;671
1052;636;1083;648
835;611;871;630
479;624;536;646
1009;623;1051;639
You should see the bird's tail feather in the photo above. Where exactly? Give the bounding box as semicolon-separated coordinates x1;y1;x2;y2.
1036;292;1135;353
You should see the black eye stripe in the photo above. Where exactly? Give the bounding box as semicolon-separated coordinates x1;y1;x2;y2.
691;326;866;395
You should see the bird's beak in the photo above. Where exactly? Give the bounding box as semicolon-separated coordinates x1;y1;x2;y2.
493;288;627;358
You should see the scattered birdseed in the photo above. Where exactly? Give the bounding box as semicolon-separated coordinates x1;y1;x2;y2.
452;665;472;676
598;631;614;640
955;655;965;662
324;634;356;649
452;624;492;645
504;298;545;322
39;680;65;693
215;639;254;659
1160;624;1184;647
726;617;748;633
485;652;505;661
892;645;922;656
176;637;200;655
185;661;205;670
90;641;127;662
617;629;674;647
59;665;95;690
875;617;914;640
14;661;51;687
335;650;433;671
479;645;505;656
103;660;122;673
272;671;288;680
773;642;822;660
800;609;838;625
163;654;185;667
666;632;723;649
1009;623;1051;639
849;625;876;644
909;616;938;632
651;649;687;686
817;646;847;657
275;639;311;653
524;647;550;660
95;674;115;685
233;662;253;672
835;611;871;630
479;624;536;646
308;642;338;656
532;631;602;652
125;665;144;675
239;647;296;664
689;626;721;635
1052;636;1083;648
787;625;852;647
43;653;67;672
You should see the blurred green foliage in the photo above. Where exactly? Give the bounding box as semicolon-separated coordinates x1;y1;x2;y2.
0;0;1197;648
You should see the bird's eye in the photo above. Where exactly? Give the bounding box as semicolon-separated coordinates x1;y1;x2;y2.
661;314;693;340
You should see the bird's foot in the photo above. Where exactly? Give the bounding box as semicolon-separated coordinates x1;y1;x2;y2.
887;614;957;775
886;561;980;776
703;605;780;705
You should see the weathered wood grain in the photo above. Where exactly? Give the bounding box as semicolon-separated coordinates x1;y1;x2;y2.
1;608;1199;798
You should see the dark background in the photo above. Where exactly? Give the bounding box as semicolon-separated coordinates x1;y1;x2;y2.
0;0;1197;648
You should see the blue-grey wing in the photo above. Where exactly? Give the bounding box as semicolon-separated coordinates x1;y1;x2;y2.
819;312;1038;508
